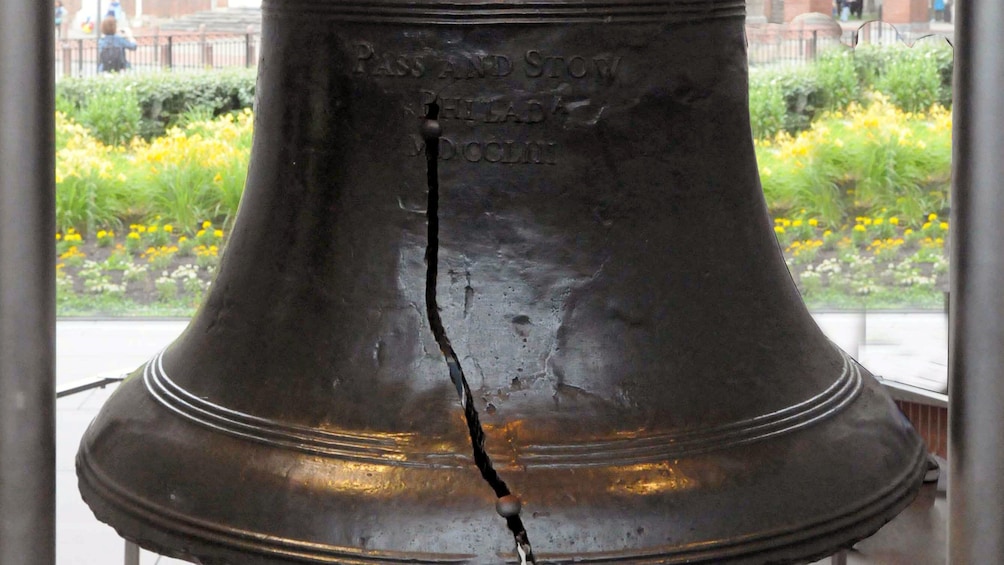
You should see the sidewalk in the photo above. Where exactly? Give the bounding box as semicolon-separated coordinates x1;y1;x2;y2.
55;311;948;564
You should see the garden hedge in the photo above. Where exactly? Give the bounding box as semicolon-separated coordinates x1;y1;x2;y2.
57;68;257;140
749;42;953;139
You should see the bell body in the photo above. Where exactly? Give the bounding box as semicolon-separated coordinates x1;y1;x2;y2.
78;1;926;563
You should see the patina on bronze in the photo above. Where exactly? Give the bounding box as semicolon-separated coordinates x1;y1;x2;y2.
77;0;927;563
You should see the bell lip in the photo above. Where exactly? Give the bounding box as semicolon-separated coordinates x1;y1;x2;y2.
77;418;927;564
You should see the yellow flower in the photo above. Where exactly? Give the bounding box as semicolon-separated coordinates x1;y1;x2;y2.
890;217;899;226
164;224;174;233
853;225;866;232
808;219;819;227
148;225;159;233
202;220;212;229
58;246;86;260
197;229;206;238
792;219;803;228
179;236;188;243
213;229;224;238
874;218;884;226
923;222;932;230
774;226;785;234
928;213;938;221
939;222;949;230
213;173;223;183
55;233;62;241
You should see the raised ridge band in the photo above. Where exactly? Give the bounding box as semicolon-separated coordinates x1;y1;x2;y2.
262;0;746;24
77;437;926;564
144;347;862;468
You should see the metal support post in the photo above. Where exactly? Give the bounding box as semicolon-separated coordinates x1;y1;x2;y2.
949;0;1004;562
0;0;56;562
199;24;208;68
246;25;256;68
124;540;140;565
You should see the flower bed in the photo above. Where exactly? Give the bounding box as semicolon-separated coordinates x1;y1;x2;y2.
53;87;952;315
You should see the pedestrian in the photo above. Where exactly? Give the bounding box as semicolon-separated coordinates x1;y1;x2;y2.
98;16;136;73
933;0;945;21
54;1;66;40
108;0;127;28
851;0;863;18
840;0;850;21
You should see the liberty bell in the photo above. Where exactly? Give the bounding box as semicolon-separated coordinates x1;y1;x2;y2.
77;0;927;562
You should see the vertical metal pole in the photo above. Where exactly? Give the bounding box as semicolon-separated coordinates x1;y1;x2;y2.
0;0;56;563
949;0;1004;562
199;23;207;68
245;25;254;68
124;540;140;565
830;549;848;565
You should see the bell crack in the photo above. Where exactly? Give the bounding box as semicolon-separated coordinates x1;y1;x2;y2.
421;102;537;565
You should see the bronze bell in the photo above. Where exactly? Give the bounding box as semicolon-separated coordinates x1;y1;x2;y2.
77;0;927;563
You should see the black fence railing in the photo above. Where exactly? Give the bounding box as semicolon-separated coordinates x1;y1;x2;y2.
56;29;260;78
54;22;949;79
746;21;952;68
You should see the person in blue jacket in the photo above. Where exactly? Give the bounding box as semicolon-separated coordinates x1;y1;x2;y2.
98;15;136;73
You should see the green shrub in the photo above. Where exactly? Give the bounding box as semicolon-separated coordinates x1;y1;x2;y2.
850;45;894;90
854;42;953;111
814;49;861;111
57;69;256;139
771;66;824;132
77;87;142;146
920;40;955;107
750;43;952;139
748;79;787;139
56;165;129;234
873;46;944;113
749;67;823;135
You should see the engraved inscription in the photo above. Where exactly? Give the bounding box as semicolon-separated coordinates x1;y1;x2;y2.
407;136;558;166
417;91;564;125
437;55;514;79
353;42;623;166
353;42;623;82
524;50;622;81
353;43;425;77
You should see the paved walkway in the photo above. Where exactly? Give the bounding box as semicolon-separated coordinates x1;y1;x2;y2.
55;311;948;564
